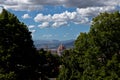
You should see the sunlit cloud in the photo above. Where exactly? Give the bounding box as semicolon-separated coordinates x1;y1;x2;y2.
28;25;35;29
22;14;31;19
38;22;50;29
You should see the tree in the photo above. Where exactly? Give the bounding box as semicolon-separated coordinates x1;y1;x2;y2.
58;49;83;80
87;11;120;79
0;9;39;80
58;11;120;80
37;49;61;80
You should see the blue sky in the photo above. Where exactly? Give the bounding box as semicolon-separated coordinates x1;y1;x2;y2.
0;0;120;41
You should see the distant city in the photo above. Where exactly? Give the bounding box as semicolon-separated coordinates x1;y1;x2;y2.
34;39;75;50
34;39;75;56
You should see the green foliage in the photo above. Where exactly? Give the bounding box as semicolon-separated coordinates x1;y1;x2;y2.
58;49;83;80
0;9;38;80
0;71;16;80
58;11;120;80
37;49;61;80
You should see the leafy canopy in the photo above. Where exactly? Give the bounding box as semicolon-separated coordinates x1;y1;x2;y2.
0;9;38;80
58;11;120;80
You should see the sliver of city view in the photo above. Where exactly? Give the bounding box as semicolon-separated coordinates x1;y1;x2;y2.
0;0;120;80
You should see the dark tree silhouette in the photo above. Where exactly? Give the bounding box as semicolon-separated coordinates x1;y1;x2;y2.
0;9;39;80
37;49;61;80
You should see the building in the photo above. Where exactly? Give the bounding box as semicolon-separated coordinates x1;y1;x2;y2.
57;44;66;56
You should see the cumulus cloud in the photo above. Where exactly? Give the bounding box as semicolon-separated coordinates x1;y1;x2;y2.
0;0;120;11
29;29;36;33
38;22;50;29
1;0;43;11
52;12;69;22
76;6;116;17
0;0;120;28
52;21;68;28
33;9;90;28
22;14;31;19
28;25;35;29
34;14;51;22
28;25;36;37
34;3;118;28
29;29;36;38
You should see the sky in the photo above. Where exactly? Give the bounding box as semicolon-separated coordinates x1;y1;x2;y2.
0;0;120;41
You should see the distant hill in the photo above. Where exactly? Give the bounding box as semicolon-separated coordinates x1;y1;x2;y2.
34;39;75;49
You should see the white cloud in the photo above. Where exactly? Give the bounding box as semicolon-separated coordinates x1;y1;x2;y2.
0;0;120;11
1;0;43;11
28;25;35;29
52;21;68;28
34;14;51;22
38;22;49;29
29;29;36;38
34;11;84;28
34;9;90;28
1;0;120;28
34;4;118;28
22;14;31;19
52;11;69;22
30;29;36;33
76;6;116;17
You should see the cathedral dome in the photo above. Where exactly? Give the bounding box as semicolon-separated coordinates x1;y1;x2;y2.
57;44;66;51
